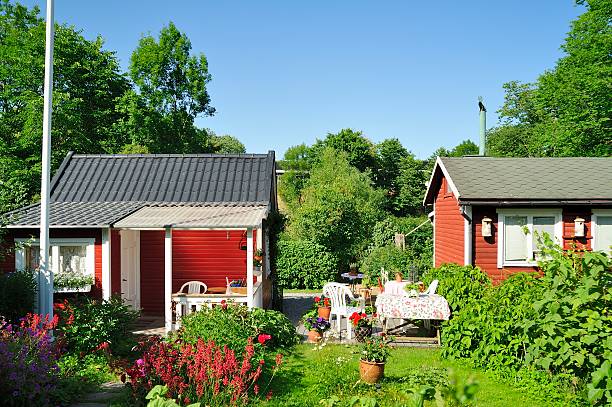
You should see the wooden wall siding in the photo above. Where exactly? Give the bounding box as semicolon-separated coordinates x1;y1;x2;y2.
0;229;103;297
471;207;536;285
171;230;255;293
139;230;165;315
110;230;122;295
562;207;592;251
434;177;465;267
0;234;15;274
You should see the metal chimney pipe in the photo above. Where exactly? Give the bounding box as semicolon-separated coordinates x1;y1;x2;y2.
478;97;486;156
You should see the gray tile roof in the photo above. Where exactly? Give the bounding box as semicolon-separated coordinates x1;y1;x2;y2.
2;202;144;228
2;152;277;228
50;153;275;204
436;157;612;203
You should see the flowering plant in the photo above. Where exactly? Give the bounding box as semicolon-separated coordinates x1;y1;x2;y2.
361;334;393;363
304;316;331;333
314;296;330;308
125;337;282;405
0;313;60;405
349;312;376;328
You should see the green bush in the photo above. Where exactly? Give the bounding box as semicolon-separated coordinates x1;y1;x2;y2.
275;238;338;289
0;269;36;323
178;303;298;353
422;264;491;313
360;244;412;282
55;296;139;356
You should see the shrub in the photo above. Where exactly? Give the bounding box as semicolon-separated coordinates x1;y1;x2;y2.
422;264;491;313
274;238;338;289
0;314;60;406
54;295;139;356
369;216;433;266
178;303;298;354
0;269;37;323
360;244;412;282
126;337;283;406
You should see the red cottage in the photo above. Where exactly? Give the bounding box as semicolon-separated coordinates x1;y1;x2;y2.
423;156;612;284
1;152;278;331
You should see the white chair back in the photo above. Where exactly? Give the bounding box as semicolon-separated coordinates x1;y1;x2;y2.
380;268;389;285
180;281;208;294
424;279;438;295
323;282;354;310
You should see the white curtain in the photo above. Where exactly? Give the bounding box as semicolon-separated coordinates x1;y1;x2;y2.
595;216;612;253
505;216;528;261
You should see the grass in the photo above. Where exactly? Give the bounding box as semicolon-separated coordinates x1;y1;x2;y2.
282;288;320;294
259;344;548;407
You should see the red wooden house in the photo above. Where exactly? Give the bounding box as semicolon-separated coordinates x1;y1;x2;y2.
424;156;612;284
1;152;278;331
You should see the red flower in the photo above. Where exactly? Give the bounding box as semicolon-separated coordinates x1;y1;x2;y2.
220;300;228;310
257;333;272;345
323;298;330;307
314;296;321;303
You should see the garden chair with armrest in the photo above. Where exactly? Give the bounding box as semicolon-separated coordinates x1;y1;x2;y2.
323;282;365;340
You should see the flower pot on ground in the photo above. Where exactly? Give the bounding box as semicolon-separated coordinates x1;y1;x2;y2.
349;310;376;343
302;311;331;343
359;334;392;383
314;296;331;319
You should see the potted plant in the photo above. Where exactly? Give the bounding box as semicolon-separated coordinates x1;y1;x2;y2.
349;311;375;342
314;295;331;319
349;262;359;276
254;249;263;270
303;310;331;343
359;334;392;384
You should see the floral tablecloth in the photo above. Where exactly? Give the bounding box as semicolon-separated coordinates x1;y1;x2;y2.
375;293;451;320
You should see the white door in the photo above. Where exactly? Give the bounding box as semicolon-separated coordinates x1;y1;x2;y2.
120;230;140;310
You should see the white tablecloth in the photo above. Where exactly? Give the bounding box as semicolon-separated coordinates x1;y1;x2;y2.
375;293;451;320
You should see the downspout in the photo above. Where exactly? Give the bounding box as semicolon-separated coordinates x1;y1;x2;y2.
479;97;486;156
460;205;473;266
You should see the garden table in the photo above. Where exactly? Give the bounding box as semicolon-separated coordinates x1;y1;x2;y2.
340;272;364;292
375;293;451;344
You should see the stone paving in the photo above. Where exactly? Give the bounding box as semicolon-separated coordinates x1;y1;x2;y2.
70;381;125;407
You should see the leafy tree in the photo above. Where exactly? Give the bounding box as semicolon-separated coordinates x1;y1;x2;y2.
394;154;428;216
488;0;611;157
0;1;130;212
277;144;316;213
312;128;378;173
287;148;385;269
207;133;246;154
117;22;215;153
374;138;410;191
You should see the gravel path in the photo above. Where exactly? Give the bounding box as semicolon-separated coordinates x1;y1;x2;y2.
281;292;317;336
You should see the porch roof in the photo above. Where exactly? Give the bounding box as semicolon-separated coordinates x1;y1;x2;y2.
113;204;268;229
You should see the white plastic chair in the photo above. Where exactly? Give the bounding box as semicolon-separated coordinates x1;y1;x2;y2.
322;282;365;340
423;280;438;295
179;281;208;294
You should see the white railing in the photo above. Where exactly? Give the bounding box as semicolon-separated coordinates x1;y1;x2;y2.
171;281;263;330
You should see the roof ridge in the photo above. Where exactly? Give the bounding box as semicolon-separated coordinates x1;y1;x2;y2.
70;153;271;159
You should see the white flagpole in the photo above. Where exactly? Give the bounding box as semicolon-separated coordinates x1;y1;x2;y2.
39;0;55;320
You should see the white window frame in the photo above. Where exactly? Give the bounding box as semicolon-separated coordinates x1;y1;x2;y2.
592;209;612;253
496;209;563;268
14;238;96;278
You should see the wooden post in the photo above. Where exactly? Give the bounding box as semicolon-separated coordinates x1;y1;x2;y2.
164;227;173;332
246;228;254;308
101;228;111;300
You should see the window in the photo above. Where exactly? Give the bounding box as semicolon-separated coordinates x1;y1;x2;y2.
497;209;562;267
444;178;453;195
15;238;95;284
593;210;612;253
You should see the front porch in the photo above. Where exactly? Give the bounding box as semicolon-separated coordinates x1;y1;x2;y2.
105;205;270;332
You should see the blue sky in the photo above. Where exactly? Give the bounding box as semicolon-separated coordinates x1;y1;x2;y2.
24;1;583;158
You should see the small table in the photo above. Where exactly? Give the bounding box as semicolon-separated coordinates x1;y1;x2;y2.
340;272;364;292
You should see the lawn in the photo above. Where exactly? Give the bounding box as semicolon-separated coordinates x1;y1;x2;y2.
260;344;546;407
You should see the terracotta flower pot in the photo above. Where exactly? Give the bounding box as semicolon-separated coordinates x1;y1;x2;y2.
307;329;323;343
317;306;331;319
359;359;385;383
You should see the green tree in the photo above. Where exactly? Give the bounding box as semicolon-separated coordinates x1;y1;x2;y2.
117;22;215;153
394;154;428;216
277;144;316;213
0;1;130;212
312;128;378;173
207;133;246;154
374;138;410;191
488;0;611;157
287;148;385;269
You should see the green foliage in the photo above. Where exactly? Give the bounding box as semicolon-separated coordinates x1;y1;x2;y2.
53;272;94;290
206;134;246;154
360;335;392;363
145;385;200;407
287;148;385;269
360;245;411;282
524;246;612;405
393;155;428;216
274;238;338;289
55;296;139;355
0;269;36;323
312;129;378;173
178;303;298;353
422;264;491;314
487;1;611;157
52;353;116;405
373;138;410;192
